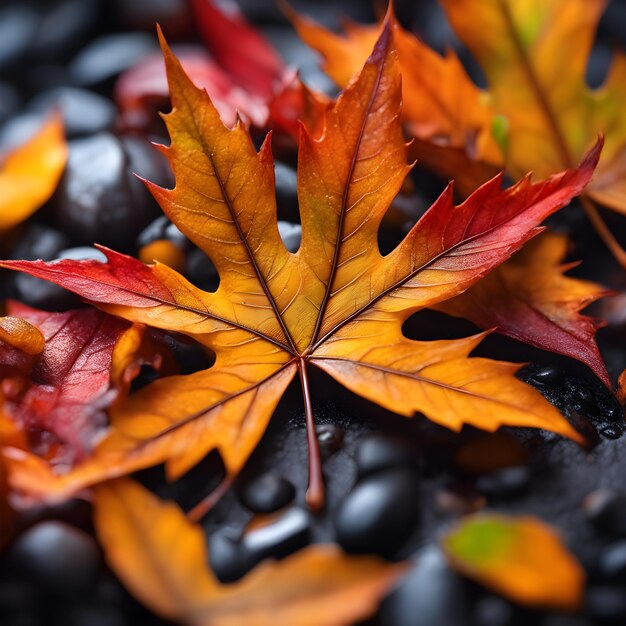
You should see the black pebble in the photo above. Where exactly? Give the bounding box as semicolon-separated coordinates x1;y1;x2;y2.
29;87;116;138
334;468;419;555
8;521;101;596
315;423;344;456
9;224;69;262
0;81;19;125
208;528;251;583
474;466;530;498
239;473;295;513
355;434;417;478
136;216;187;251
69;32;157;87
242;506;310;561
380;546;470;626
30;0;101;62
474;596;515;626
0;5;40;74
52;133;159;251
599;541;626;583
586;586;626;623
277;221;301;253
584;489;626;537
274;161;298;221
186;248;219;292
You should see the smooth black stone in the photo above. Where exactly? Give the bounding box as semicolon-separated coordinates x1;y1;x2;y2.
69;32;157;87
542;617;594;626
9;224;69;261
0;81;19;125
239;473;295;513
164;335;214;374
380;546;470;626
136;215;170;249
277;221;301;252
355;435;417;478
52;133;158;251
208;528;251;583
12;272;79;311
8;521;101;596
29;88;116;138
315;423;344;456
599;541;626;583
136;216;187;251
586;586;626;623
12;243;107;311
186;247;219;292
242;507;311;561
58;246;108;262
0;6;40;74
30;0;101;61
334;468;419;555
474;466;531;498
584;489;626;536
474;596;515;626
274;161;298;221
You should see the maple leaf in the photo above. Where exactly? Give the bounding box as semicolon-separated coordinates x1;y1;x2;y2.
434;231;612;386
291;4;612;382
286;5;503;195
0;21;600;512
438;0;626;264
442;513;585;611
0;113;67;234
0;303;169;468
94;478;407;626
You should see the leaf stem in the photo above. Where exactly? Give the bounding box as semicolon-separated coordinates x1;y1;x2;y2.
187;474;235;522
580;195;626;269
299;359;324;512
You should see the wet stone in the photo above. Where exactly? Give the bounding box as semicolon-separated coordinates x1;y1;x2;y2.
0;112;48;152
70;32;157;87
277;221;301;253
0;81;19;125
136;216;187;252
599;541;626;583
334;468;419;556
28;88;116;138
584;489;626;537
355;434;417;478
8;521;101;596
52;133;158;251
274;161;298;221
238;473;295;514
241;507;310;562
585;586;626;623
380;546;470;626
474;466;531;499
208;528;252;583
474;596;515;626
186;248;219;292
0;5;40;74
315;423;344;457
9;224;69;262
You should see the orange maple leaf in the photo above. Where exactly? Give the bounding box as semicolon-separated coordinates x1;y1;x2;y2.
0;20;600;512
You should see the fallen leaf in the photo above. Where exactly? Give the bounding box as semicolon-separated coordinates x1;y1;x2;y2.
287;5;503;192
0;113;67;233
0;21;598;509
0;302;169;466
442;513;585;610
434;231;611;385
94;478;407;626
191;0;283;101
439;0;626;214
